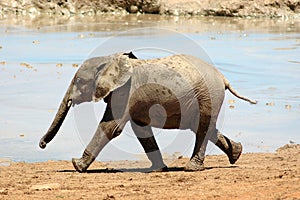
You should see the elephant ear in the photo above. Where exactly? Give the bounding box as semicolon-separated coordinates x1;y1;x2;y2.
93;54;133;102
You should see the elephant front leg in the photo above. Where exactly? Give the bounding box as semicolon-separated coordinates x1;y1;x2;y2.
131;121;167;172
72;120;122;172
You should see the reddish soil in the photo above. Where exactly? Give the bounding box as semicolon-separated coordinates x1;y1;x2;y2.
0;144;299;199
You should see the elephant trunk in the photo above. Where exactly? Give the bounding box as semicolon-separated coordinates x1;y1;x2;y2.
39;82;73;149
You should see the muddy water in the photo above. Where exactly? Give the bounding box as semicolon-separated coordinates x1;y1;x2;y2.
0;15;299;163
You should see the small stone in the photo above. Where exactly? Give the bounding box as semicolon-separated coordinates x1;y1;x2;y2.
19;134;25;137
56;63;63;67
0;61;6;65
0;189;8;195
72;63;79;68
229;105;235;109
129;5;138;13
30;183;60;191
20;62;33;69
228;99;236;104
266;102;275;106
0;158;11;167
285;104;291;109
32;40;40;44
173;9;179;16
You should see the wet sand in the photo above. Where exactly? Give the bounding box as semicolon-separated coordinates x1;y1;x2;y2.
0;144;299;199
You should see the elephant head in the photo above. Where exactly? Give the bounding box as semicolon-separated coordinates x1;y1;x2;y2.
39;52;137;149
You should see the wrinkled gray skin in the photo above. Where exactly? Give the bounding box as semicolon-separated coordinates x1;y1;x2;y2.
39;52;256;172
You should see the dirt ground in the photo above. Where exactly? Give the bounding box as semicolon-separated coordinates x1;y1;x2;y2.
0;144;299;200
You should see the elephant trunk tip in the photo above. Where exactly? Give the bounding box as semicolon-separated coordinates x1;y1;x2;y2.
39;138;47;149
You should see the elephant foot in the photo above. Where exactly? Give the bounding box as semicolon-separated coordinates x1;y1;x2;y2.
184;155;205;171
149;164;168;172
216;133;243;164
228;142;242;164
72;151;95;173
72;158;88;173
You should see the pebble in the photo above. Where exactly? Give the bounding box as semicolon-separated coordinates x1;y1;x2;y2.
285;104;291;109
72;63;79;68
20;62;33;69
228;99;236;104
130;5;138;13
0;189;8;195
32;40;40;44
0;158;11;167
56;63;63;67
229;105;235;109
0;61;6;65
266;102;275;106
30;183;60;191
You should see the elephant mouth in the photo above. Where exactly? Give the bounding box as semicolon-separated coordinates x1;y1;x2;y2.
67;99;72;107
93;87;110;102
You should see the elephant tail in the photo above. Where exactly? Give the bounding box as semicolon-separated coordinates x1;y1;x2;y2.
223;78;257;104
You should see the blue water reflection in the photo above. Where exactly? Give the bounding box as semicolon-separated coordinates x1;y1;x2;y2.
0;21;299;163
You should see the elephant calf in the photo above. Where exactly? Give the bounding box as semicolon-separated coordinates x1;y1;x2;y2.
40;52;256;172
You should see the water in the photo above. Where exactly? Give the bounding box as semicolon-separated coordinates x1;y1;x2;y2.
0;15;299;163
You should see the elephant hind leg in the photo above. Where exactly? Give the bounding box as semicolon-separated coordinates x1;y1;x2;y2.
184;137;207;171
184;112;216;171
215;131;242;164
131;121;167;172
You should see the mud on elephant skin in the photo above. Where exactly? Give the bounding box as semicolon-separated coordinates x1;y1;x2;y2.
39;52;256;172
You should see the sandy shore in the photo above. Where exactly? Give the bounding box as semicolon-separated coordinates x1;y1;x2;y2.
0;144;299;199
0;0;299;18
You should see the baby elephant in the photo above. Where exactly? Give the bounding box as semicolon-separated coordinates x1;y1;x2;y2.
39;52;256;172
